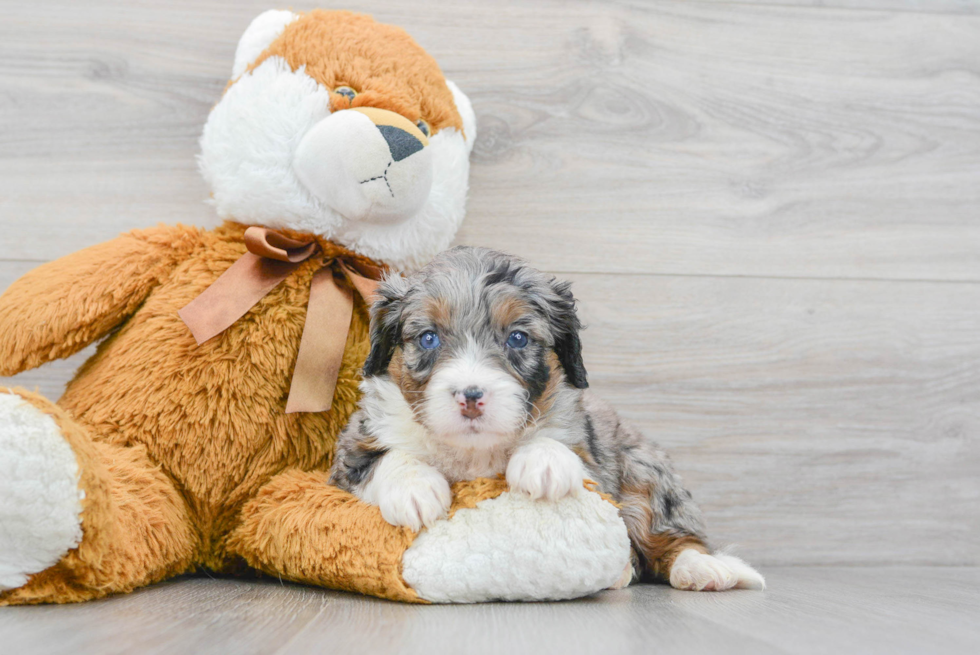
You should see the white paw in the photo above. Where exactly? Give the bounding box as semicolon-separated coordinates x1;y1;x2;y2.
361;452;452;532
669;549;766;591
506;436;586;501
0;393;84;591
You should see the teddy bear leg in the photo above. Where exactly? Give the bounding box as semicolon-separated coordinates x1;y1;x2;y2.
0;388;197;605
227;468;423;603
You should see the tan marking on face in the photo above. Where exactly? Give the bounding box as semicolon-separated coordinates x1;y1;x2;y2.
386;347;404;385
491;296;531;332
526;353;565;423
247;10;463;135
424;296;453;329
387;347;428;420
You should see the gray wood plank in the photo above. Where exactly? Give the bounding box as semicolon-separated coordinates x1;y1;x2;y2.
277;583;783;655
1;569;977;655
0;577;332;655
569;272;980;566
0;0;977;281
669;566;980;655
3;264;977;566
694;0;980;16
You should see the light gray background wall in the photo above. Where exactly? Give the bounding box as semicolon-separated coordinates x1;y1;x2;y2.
1;0;977;568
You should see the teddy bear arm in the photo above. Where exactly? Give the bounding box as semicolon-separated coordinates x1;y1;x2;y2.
0;224;198;376
227;469;425;602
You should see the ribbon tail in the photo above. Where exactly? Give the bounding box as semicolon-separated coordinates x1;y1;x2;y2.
285;268;354;414
339;261;382;305
179;253;300;345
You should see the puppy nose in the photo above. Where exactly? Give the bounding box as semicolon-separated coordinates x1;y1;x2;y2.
455;387;485;419
377;125;424;162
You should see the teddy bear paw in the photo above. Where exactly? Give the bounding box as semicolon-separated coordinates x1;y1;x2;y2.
0;393;83;591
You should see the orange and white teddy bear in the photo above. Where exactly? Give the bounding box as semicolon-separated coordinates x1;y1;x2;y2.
0;9;631;604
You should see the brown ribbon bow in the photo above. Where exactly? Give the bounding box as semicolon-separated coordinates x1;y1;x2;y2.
178;227;384;414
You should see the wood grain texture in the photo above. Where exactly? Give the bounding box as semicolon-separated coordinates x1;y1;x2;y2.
693;1;980;16
0;0;978;280
1;570;978;655
570;273;980;565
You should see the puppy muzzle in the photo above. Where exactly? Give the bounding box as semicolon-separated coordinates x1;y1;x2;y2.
455;387;485;419
292;106;433;223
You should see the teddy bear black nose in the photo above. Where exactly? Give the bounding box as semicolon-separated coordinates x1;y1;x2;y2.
376;124;424;162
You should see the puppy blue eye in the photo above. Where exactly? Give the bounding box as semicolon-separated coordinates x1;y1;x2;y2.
416;120;430;137
419;331;441;350
506;331;528;349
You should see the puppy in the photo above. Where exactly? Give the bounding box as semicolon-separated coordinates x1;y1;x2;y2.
329;246;764;591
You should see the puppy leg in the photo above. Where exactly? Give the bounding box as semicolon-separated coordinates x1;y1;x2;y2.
616;429;764;591
668;549;766;591
359;451;452;532
329;411;451;532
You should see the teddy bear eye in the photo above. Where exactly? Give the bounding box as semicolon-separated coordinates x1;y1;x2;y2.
416;120;430;137
334;86;356;101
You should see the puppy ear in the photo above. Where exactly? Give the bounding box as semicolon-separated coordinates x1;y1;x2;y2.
362;275;408;378
548;279;589;389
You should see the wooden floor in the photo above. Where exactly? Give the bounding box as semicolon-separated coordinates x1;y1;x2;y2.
0;0;978;651
1;568;978;655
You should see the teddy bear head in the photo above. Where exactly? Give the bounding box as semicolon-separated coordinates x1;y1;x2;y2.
199;9;477;271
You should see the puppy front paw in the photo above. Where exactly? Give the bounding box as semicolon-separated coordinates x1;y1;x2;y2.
377;474;451;532
506;436;585;501
363;453;452;532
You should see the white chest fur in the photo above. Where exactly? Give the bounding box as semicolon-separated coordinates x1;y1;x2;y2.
421;440;513;484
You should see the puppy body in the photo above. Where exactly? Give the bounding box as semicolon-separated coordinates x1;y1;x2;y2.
330;247;764;591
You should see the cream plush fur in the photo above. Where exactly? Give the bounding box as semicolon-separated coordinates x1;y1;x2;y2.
0;395;83;591
403;489;631;603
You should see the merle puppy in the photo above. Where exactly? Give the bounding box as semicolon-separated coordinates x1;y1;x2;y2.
329;246;763;591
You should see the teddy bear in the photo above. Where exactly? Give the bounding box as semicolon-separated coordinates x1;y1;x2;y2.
0;9;631;604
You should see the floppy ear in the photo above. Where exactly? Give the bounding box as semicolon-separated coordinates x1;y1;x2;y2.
548;279;589;389
362;275;408;378
232;10;299;78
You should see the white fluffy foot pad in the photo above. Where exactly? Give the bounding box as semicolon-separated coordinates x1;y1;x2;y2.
669;549;766;591
402;490;631;603
0;393;84;591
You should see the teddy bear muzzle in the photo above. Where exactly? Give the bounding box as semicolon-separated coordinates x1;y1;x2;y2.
292;106;434;224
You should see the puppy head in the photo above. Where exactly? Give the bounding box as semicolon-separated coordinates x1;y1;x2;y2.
363;247;587;447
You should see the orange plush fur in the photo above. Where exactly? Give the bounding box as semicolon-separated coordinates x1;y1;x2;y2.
0;222;513;605
251;10;464;135
0;222;371;602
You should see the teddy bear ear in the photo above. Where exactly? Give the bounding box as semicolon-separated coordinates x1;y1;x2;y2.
446;80;477;154
231;10;300;79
